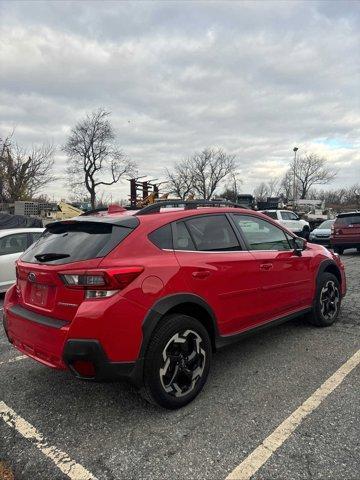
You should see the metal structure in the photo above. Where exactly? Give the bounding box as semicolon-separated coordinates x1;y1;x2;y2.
129;178;161;208
135;199;245;216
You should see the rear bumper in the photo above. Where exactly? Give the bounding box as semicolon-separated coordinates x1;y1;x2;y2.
63;339;137;381
331;238;360;247
3;287;145;386
3;309;142;384
5;305;69;370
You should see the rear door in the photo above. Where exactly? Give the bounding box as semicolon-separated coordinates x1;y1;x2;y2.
231;214;313;318
173;214;265;335
0;232;29;289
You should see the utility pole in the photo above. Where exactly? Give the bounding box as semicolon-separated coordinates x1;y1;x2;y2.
293;147;298;205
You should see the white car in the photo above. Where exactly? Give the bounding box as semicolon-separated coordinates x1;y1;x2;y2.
260;210;310;238
0;228;44;293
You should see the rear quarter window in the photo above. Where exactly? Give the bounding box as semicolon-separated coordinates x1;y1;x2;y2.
148;224;173;249
21;221;134;264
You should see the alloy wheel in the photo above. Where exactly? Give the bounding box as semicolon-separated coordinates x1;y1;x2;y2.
320;280;340;321
159;329;206;397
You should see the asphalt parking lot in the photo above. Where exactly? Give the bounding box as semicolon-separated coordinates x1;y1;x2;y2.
0;251;359;480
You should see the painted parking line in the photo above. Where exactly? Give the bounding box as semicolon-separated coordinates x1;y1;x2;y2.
226;348;360;480
0;355;27;366
0;402;96;480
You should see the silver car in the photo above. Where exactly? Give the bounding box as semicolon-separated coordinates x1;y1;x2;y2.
309;219;334;246
0;228;44;293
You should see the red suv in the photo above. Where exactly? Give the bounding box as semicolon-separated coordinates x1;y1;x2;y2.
3;201;346;409
331;212;360;254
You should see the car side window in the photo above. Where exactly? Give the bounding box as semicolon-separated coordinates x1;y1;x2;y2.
0;233;29;256
148;224;173;249
185;215;240;251
31;232;43;243
281;211;298;221
174;221;196;250
262;211;278;220
232;215;292;251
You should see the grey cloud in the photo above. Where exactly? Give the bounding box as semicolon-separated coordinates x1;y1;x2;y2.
0;0;359;200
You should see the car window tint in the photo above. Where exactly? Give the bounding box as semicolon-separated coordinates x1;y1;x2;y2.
0;233;28;256
174;222;196;250
336;215;360;226
185;215;240;251
281;211;297;221
262;211;277;219
233;215;291;251
31;232;43;243
21;222;133;264
149;224;173;249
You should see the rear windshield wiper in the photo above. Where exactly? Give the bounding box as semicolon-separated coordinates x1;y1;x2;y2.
34;253;70;262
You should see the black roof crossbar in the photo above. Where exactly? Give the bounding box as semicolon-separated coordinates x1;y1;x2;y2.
135;199;246;216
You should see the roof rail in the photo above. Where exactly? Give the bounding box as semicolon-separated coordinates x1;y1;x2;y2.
135;199;245;215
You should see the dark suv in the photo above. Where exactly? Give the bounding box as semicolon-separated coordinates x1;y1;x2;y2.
331;212;360;254
3;201;346;409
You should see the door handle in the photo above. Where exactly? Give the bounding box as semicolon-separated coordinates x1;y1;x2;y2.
260;263;273;271
192;270;211;279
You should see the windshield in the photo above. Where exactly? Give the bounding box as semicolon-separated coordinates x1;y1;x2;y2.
318;220;334;229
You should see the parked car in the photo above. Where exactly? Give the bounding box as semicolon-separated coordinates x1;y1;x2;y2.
331;212;360;254
309;219;334;245
3;202;346;409
260;209;310;238
0;228;44;293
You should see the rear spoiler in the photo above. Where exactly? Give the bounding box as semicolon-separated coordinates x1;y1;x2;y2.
46;215;139;229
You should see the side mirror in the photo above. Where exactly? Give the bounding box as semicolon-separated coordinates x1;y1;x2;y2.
293;237;307;255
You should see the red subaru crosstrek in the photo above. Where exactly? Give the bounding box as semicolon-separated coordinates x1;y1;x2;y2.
3;201;346;409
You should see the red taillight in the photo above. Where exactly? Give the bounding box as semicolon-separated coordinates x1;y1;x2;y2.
59;267;144;294
108;267;144;289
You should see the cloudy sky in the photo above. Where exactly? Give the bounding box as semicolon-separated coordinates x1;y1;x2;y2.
0;0;359;201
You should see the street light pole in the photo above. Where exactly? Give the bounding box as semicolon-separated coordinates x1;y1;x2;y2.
293;147;298;205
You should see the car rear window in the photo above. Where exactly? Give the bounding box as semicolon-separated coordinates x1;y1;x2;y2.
21;221;134;264
335;214;360;226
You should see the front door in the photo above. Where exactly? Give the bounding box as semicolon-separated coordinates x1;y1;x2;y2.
231;214;313;321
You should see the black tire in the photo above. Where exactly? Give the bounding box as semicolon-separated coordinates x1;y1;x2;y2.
141;314;212;409
307;273;341;327
334;246;344;254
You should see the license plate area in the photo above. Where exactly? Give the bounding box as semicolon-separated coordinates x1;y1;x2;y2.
29;283;49;307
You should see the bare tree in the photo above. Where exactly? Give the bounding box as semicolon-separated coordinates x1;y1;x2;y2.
64;109;136;209
290;153;336;199
166;159;194;199
279;170;295;200
191;148;236;199
0;134;55;201
219;171;243;202
166;148;237;200
253;182;269;201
